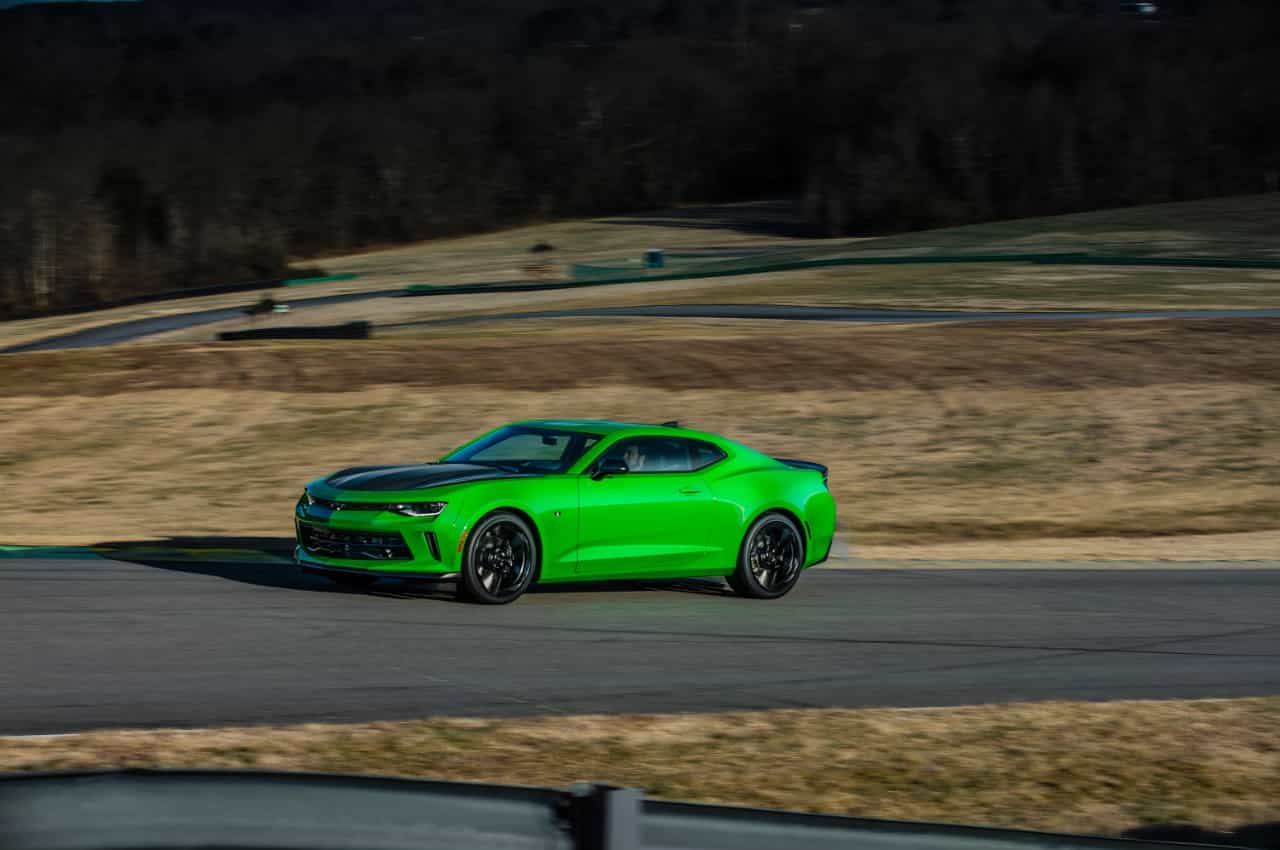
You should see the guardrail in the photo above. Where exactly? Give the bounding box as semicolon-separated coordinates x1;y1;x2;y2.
0;770;1220;850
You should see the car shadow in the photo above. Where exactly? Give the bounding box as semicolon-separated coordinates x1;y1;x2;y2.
90;536;335;594
89;537;734;601
529;577;731;597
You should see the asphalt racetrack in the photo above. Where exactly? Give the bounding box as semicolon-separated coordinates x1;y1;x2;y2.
1;288;405;354
2;553;1277;735
8;289;1280;352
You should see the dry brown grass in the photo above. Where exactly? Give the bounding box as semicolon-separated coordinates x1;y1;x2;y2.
6;317;1279;396
301;201;833;285
1;318;1278;549
3;699;1278;836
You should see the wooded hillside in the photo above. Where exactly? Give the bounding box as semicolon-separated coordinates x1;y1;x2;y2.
1;0;1275;317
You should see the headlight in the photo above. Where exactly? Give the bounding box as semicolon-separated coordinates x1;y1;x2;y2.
391;501;447;518
304;491;316;506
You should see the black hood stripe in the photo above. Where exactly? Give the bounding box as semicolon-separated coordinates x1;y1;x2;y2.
325;463;536;492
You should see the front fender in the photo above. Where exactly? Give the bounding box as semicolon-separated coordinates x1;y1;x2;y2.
449;476;580;581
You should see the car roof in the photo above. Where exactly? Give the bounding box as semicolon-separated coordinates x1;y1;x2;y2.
514;419;709;438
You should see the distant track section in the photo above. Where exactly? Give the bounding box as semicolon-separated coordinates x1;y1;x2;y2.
387;304;1280;329
2;288;403;353
10;298;1280;354
7;280;1280;353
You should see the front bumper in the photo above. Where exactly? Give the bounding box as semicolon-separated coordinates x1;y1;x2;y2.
295;547;459;580
294;504;462;576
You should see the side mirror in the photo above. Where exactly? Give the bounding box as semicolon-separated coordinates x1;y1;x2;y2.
591;458;629;480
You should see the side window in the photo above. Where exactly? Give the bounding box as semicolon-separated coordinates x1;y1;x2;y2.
602;438;724;473
688;440;727;471
604;438;687;473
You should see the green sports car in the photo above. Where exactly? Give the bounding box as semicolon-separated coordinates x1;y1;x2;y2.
295;420;837;604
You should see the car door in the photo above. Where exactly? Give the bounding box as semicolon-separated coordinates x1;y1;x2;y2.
575;436;724;577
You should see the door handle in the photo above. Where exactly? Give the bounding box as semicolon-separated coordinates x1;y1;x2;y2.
679;486;704;495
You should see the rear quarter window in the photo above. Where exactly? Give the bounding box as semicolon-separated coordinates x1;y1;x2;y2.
689;440;727;471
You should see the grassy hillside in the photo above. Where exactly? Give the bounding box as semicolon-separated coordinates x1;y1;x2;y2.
6;194;1280;350
3;317;1279;549
840;193;1280;259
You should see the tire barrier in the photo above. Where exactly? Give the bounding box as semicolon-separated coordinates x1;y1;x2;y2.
217;321;371;341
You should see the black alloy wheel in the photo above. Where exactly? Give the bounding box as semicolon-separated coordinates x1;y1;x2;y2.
458;511;538;604
728;512;805;599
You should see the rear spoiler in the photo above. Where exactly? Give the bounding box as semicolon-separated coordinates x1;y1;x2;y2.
776;458;829;486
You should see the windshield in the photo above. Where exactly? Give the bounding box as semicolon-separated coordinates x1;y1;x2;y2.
443;426;600;474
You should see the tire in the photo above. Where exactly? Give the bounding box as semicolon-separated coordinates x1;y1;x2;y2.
728;512;805;600
327;572;378;589
457;511;538;604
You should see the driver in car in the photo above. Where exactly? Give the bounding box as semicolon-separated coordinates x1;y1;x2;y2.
622;443;647;471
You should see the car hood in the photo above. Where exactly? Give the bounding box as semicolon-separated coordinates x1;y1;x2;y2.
325;463;533;492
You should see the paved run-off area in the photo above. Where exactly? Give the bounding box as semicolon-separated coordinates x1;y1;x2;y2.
2;552;1277;735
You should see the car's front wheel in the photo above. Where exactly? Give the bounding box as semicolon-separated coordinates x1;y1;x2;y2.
458;511;538;604
728;512;805;599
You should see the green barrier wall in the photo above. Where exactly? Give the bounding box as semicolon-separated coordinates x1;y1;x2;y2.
283;273;360;286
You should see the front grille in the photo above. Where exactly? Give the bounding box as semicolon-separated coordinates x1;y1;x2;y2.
311;496;395;513
298;524;412;561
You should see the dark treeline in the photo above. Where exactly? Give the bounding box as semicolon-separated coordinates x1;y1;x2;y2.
1;0;1277;318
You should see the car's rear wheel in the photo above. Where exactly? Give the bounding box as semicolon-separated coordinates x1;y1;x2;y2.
728;512;804;599
458;511;538;604
327;572;378;589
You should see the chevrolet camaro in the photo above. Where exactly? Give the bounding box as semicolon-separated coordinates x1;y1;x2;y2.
295;420;837;603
